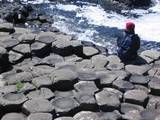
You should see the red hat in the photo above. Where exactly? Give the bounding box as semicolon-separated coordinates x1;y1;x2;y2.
125;21;135;31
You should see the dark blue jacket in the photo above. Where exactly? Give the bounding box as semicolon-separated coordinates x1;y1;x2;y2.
117;30;140;62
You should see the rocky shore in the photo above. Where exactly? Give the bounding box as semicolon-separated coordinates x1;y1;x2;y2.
0;19;160;120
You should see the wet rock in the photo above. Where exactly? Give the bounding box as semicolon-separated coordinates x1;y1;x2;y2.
54;117;74;120
77;68;98;81
83;46;99;58
3;71;33;85
32;75;53;88
107;62;124;70
113;79;134;92
129;75;150;85
39;54;64;66
96;71;117;87
22;99;54;115
31;42;50;57
13;44;31;56
95;88;120;111
27;88;54;100
122;110;142;120
0;23;14;33
100;110;122;120
51;97;80;116
91;54;108;69
27;113;53;120
141;50;160;60
50;68;78;91
124;89;148;106
125;64;151;75
9;50;24;64
73;91;98;111
1;113;26;120
73;111;100;120
18;33;35;44
148;77;160;95
74;81;99;94
120;103;144;114
0;93;27;112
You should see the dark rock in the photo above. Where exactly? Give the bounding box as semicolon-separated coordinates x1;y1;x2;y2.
0;23;14;33
27;88;54;100
120;103;144;114
50;68;78;91
74;81;99;94
113;79;134;92
124;89;148;106
39;54;64;67
0;93;27;112
51;97;80;116
1;113;26;120
73;91;98;111
9;51;24;64
125;64;152;75
54;117;74;120
22;99;54;115
83;46;99;58
77;68;98;81
27;113;53;120
32;75;53;88
148;77;160;95
73;111;101;120
95;89;120;111
129;75;150;85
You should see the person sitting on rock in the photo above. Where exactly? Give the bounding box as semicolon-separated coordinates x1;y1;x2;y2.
117;21;140;63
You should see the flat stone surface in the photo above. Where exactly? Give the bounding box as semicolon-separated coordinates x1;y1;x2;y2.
31;42;47;51
51;97;79;116
107;63;124;70
129;75;150;85
122;110;142;120
13;44;30;54
22;99;54;114
95;89;120;111
37;35;56;44
100;110;122;120
75;59;94;69
0;38;19;49
1;113;26;120
141;50;160;60
27;113;53;120
27;88;54;100
120;103;144;114
125;64;151;75
54;91;74;98
18;33;35;43
0;85;17;94
55;117;74;120
148;77;160;95
74;81;99;94
124;89;148;106
83;46;99;57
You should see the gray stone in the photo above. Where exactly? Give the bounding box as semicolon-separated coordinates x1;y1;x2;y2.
27;88;54;100
65;56;83;63
140;109;160;120
18;33;35;43
13;44;30;55
77;68;98;81
120;103;144;114
141;50;160;60
113;79;134;92
32;75;53;88
40;54;64;67
74;81;99;94
54;117;74;120
129;75;150;85
51;97;80;116
0;38;19;50
54;91;74;98
27;113;53;120
122;110;142;120
50;68;78;90
73;111;101;120
22;99;54;115
0;23;14;33
1;113;26;120
100;110;122;120
9;51;24;64
113;70;130;80
148;67;160;79
106;55;121;64
125;64;151;75
37;35;56;44
147;96;160;109
83;47;99;57
124;89;148;106
75;59;94;69
107;62;124;70
18;82;36;93
55;62;77;71
148;77;160;95
91;54;108;69
0;85;17;94
134;85;150;93
95;89;120;111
